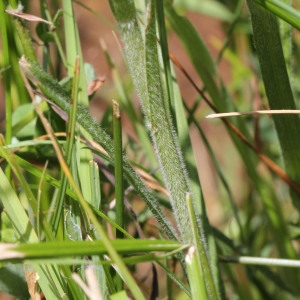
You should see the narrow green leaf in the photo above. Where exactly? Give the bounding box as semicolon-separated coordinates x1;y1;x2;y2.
110;290;130;300
185;246;207;299
0;167;37;242
246;0;300;210
254;0;300;30
174;0;234;22
89;160;101;210
0;1;12;147
186;193;219;299
278;0;292;78
145;0;191;242
52;56;81;235
0;239;182;261
0;139;38;217
113;100;124;240
63;0;93;205
112;100;124;291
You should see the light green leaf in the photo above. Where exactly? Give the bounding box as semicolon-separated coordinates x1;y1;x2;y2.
174;0;234;22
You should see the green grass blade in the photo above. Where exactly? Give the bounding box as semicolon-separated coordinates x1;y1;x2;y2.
63;0;93;205
108;0;149;113
0;2;12;147
156;3;223;292
163;1;260;178
0;139;38;218
145;0;192;242
0;167;37;242
246;0;300;209
112;100;124;291
52;56;81;236
186;193;217;299
101;39;159;174
89;160;101;210
254;0;300;30
156;1;203;204
0;239;182;261
174;0;234;22
113;100;124;240
164;1;222;108
13;18;37;63
279;0;292;78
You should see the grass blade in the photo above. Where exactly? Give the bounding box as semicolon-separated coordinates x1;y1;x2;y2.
0;239;182;261
254;0;300;30
246;0;300;210
63;0;93;205
145;0;191;242
113;100;124;239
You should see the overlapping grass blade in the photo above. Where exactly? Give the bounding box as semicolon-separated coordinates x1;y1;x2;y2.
246;0;300;206
254;0;300;30
101;39;159;172
63;0;93;205
246;0;300;291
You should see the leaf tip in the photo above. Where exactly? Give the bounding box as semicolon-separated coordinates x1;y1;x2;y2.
0;243;24;260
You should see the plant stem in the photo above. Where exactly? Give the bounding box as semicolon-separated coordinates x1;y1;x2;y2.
113;100;124;239
113;100;124;292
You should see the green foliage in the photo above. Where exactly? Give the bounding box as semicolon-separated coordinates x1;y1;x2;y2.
1;0;300;299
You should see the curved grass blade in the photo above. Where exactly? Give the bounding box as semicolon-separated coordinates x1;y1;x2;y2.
254;0;300;30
